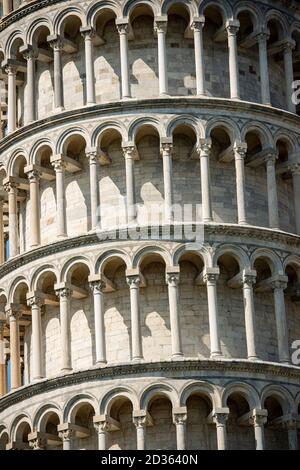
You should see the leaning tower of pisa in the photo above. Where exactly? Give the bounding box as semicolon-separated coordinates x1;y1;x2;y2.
0;0;299;452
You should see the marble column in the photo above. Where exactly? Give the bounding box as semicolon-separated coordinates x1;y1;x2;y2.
26;168;41;248
250;412;267;450
4;180;19;258
285;419;298;450
95;421;109;450
27;295;43;380
86;150;100;231
55;287;72;371
3;0;12;16
51;157;67;238
166;272;183;359
89;280;106;365
198;139;213;223
283;41;296;114
213;409;229;450
5;64;17;133
256;32;271;105
290;163;300;235
22;47;37;123
123;145;136;223
6;308;21;390
161;141;173;223
116;20;131;99
154;17;168;96
133;416;147;450
0;199;5;264
266;152;279;229
0;316;6;396
58;429;74;451
204;269;222;358
81;27;96;105
243;271;258;361
191;17;205;96
127;274;143;362
226;20;240;100
174;412;187;450
234;143;247;225
48;36;64;110
271;278;290;364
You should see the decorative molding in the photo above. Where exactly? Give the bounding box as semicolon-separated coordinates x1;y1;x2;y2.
1;98;300;157
0;359;299;414
0;223;299;283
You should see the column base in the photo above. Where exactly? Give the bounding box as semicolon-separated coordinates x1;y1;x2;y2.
210;352;223;359
122;96;132;101
171;353;184;361
61;367;72;373
248;356;259;362
132;357;144;364
95;360;107;368
54;106;65;113
280;360;291;365
238;221;248;226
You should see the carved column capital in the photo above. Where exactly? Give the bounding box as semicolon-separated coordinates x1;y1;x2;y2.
234;142;248;159
58;428;75;441
173;412;187;426
89;280;105;294
190;16;205;32
226;19;240;36
154;18;168;35
126;275;141;288
166;272;180;287
133;415;147;429
55;287;72;299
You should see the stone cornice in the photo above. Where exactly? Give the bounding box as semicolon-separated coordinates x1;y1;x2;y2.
0;223;299;282
0;359;299;414
1;97;300;158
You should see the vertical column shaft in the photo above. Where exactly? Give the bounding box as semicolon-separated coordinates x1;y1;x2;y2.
90;281;106;365
51;158;67;238
127;275;143;362
226;21;240;100
257;33;271;105
116;21;131;99
7;310;21;390
4;181;18;258
26;169;41;247
82;29;96;105
199;140;212;223
166;273;183;359
134;417;147;450
213;411;229;450
27;296;43;380
6;65;17;134
283;42;296;113
290;165;300;235
234;143;247;225
155;18;168;96
266;154;279;229
204;270;222;358
123;146;136;223
272;279;290;364
56;288;72;371
23;48;37;123
191;18;205;96
174;414;187;450
48;37;64;110
243;272;258;361
161;142;173;222
87;151;100;231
